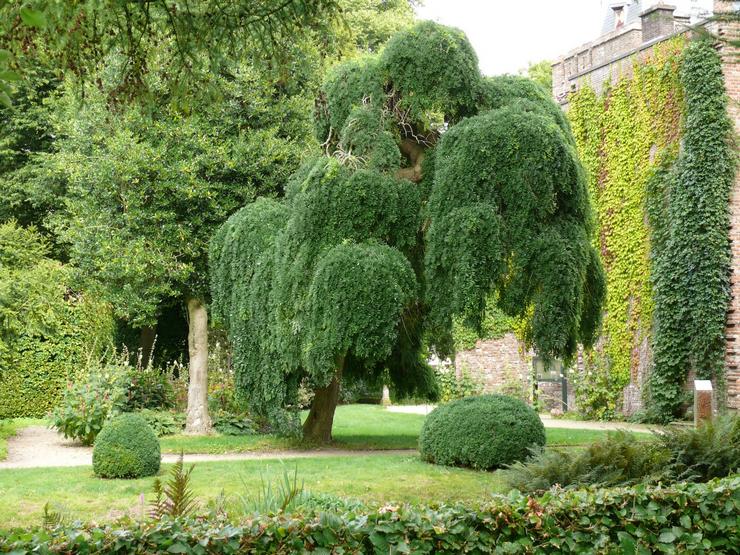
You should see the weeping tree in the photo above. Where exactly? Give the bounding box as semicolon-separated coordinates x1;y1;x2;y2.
210;21;606;443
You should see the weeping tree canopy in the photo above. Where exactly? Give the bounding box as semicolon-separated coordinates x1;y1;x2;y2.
210;21;606;442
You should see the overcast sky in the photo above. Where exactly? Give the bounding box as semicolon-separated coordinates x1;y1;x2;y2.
415;0;713;76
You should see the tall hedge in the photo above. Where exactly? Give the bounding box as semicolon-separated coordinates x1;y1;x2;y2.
0;294;114;418
0;223;114;417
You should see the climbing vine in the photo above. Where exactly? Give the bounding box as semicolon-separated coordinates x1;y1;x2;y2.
568;39;686;417
647;41;736;421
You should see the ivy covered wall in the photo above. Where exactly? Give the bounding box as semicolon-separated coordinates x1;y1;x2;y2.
567;38;736;420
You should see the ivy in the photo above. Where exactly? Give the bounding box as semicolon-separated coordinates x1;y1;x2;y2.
647;41;736;421
567;40;685;417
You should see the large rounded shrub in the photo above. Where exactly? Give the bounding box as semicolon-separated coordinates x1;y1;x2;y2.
93;413;161;478
419;394;545;470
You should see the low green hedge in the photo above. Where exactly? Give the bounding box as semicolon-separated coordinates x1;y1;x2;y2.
419;394;546;470
1;476;737;553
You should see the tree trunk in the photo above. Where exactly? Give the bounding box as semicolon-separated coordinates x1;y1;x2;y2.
139;325;156;366
302;356;344;443
185;296;212;434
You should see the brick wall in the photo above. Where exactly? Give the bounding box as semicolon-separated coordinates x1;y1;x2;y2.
454;333;530;393
716;0;740;410
453;334;576;411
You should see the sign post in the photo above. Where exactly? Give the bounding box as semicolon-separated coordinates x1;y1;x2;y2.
693;380;714;427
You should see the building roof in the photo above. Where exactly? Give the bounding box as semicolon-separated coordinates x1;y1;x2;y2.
599;0;712;35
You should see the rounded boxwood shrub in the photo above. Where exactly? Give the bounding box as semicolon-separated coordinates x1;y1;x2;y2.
419;394;545;470
93;413;161;478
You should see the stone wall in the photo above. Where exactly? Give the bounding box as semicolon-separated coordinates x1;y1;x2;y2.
716;0;740;410
553;5;693;107
454;333;530;393
454;334;576;411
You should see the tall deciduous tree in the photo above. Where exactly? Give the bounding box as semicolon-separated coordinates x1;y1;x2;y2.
210;22;606;443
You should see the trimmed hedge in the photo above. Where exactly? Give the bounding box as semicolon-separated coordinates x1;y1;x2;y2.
0;294;114;419
1;477;737;553
419;394;545;469
93;413;161;479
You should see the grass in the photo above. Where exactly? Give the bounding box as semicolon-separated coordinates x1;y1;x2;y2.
0;418;45;461
0;454;507;527
159;405;649;454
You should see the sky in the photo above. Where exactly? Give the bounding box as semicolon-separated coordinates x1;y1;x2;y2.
415;0;713;76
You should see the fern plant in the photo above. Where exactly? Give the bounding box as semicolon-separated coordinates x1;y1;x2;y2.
149;453;197;519
653;414;740;482
41;502;66;529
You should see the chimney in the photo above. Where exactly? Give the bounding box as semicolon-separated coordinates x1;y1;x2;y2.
641;3;678;42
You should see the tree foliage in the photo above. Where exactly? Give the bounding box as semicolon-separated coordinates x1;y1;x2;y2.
211;22;605;439
0;221;114;418
0;0;342;103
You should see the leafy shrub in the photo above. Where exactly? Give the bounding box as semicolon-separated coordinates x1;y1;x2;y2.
125;365;175;410
2;477;738;553
136;409;185;437
92;413;160;479
434;365;483;402
503;431;666;493
419;394;545;470
654;414;740;482
212;412;256;436
51;363;127;445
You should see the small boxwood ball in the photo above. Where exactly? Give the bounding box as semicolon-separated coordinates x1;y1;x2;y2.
93;413;161;478
419;394;545;470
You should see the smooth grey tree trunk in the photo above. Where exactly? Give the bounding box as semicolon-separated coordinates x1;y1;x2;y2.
185;296;212;434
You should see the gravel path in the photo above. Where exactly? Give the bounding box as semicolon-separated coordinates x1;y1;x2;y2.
1;408;655;470
386;405;656;432
0;426;416;469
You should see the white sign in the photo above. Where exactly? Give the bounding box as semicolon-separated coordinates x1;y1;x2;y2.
694;380;713;391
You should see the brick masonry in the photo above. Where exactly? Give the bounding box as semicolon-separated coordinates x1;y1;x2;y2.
454;333;575;411
458;1;739;412
716;0;740;410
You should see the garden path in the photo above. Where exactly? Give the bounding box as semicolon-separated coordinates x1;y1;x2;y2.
386;405;656;432
0;426;417;469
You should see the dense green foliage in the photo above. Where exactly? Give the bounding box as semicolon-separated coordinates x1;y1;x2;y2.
136;409;186;438
568;39;735;420
0;223;114;418
425;98;604;359
419;394;545;470
568;40;685;417
0;0;342;103
92;413;161;479
2;476;738;553
211;22;604;438
504;414;740;493
647;41;736;420
652;414;740;482
51;363;128;445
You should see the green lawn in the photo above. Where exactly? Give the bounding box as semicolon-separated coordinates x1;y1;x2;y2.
160;405;648;454
0;455;506;527
0;419;45;461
